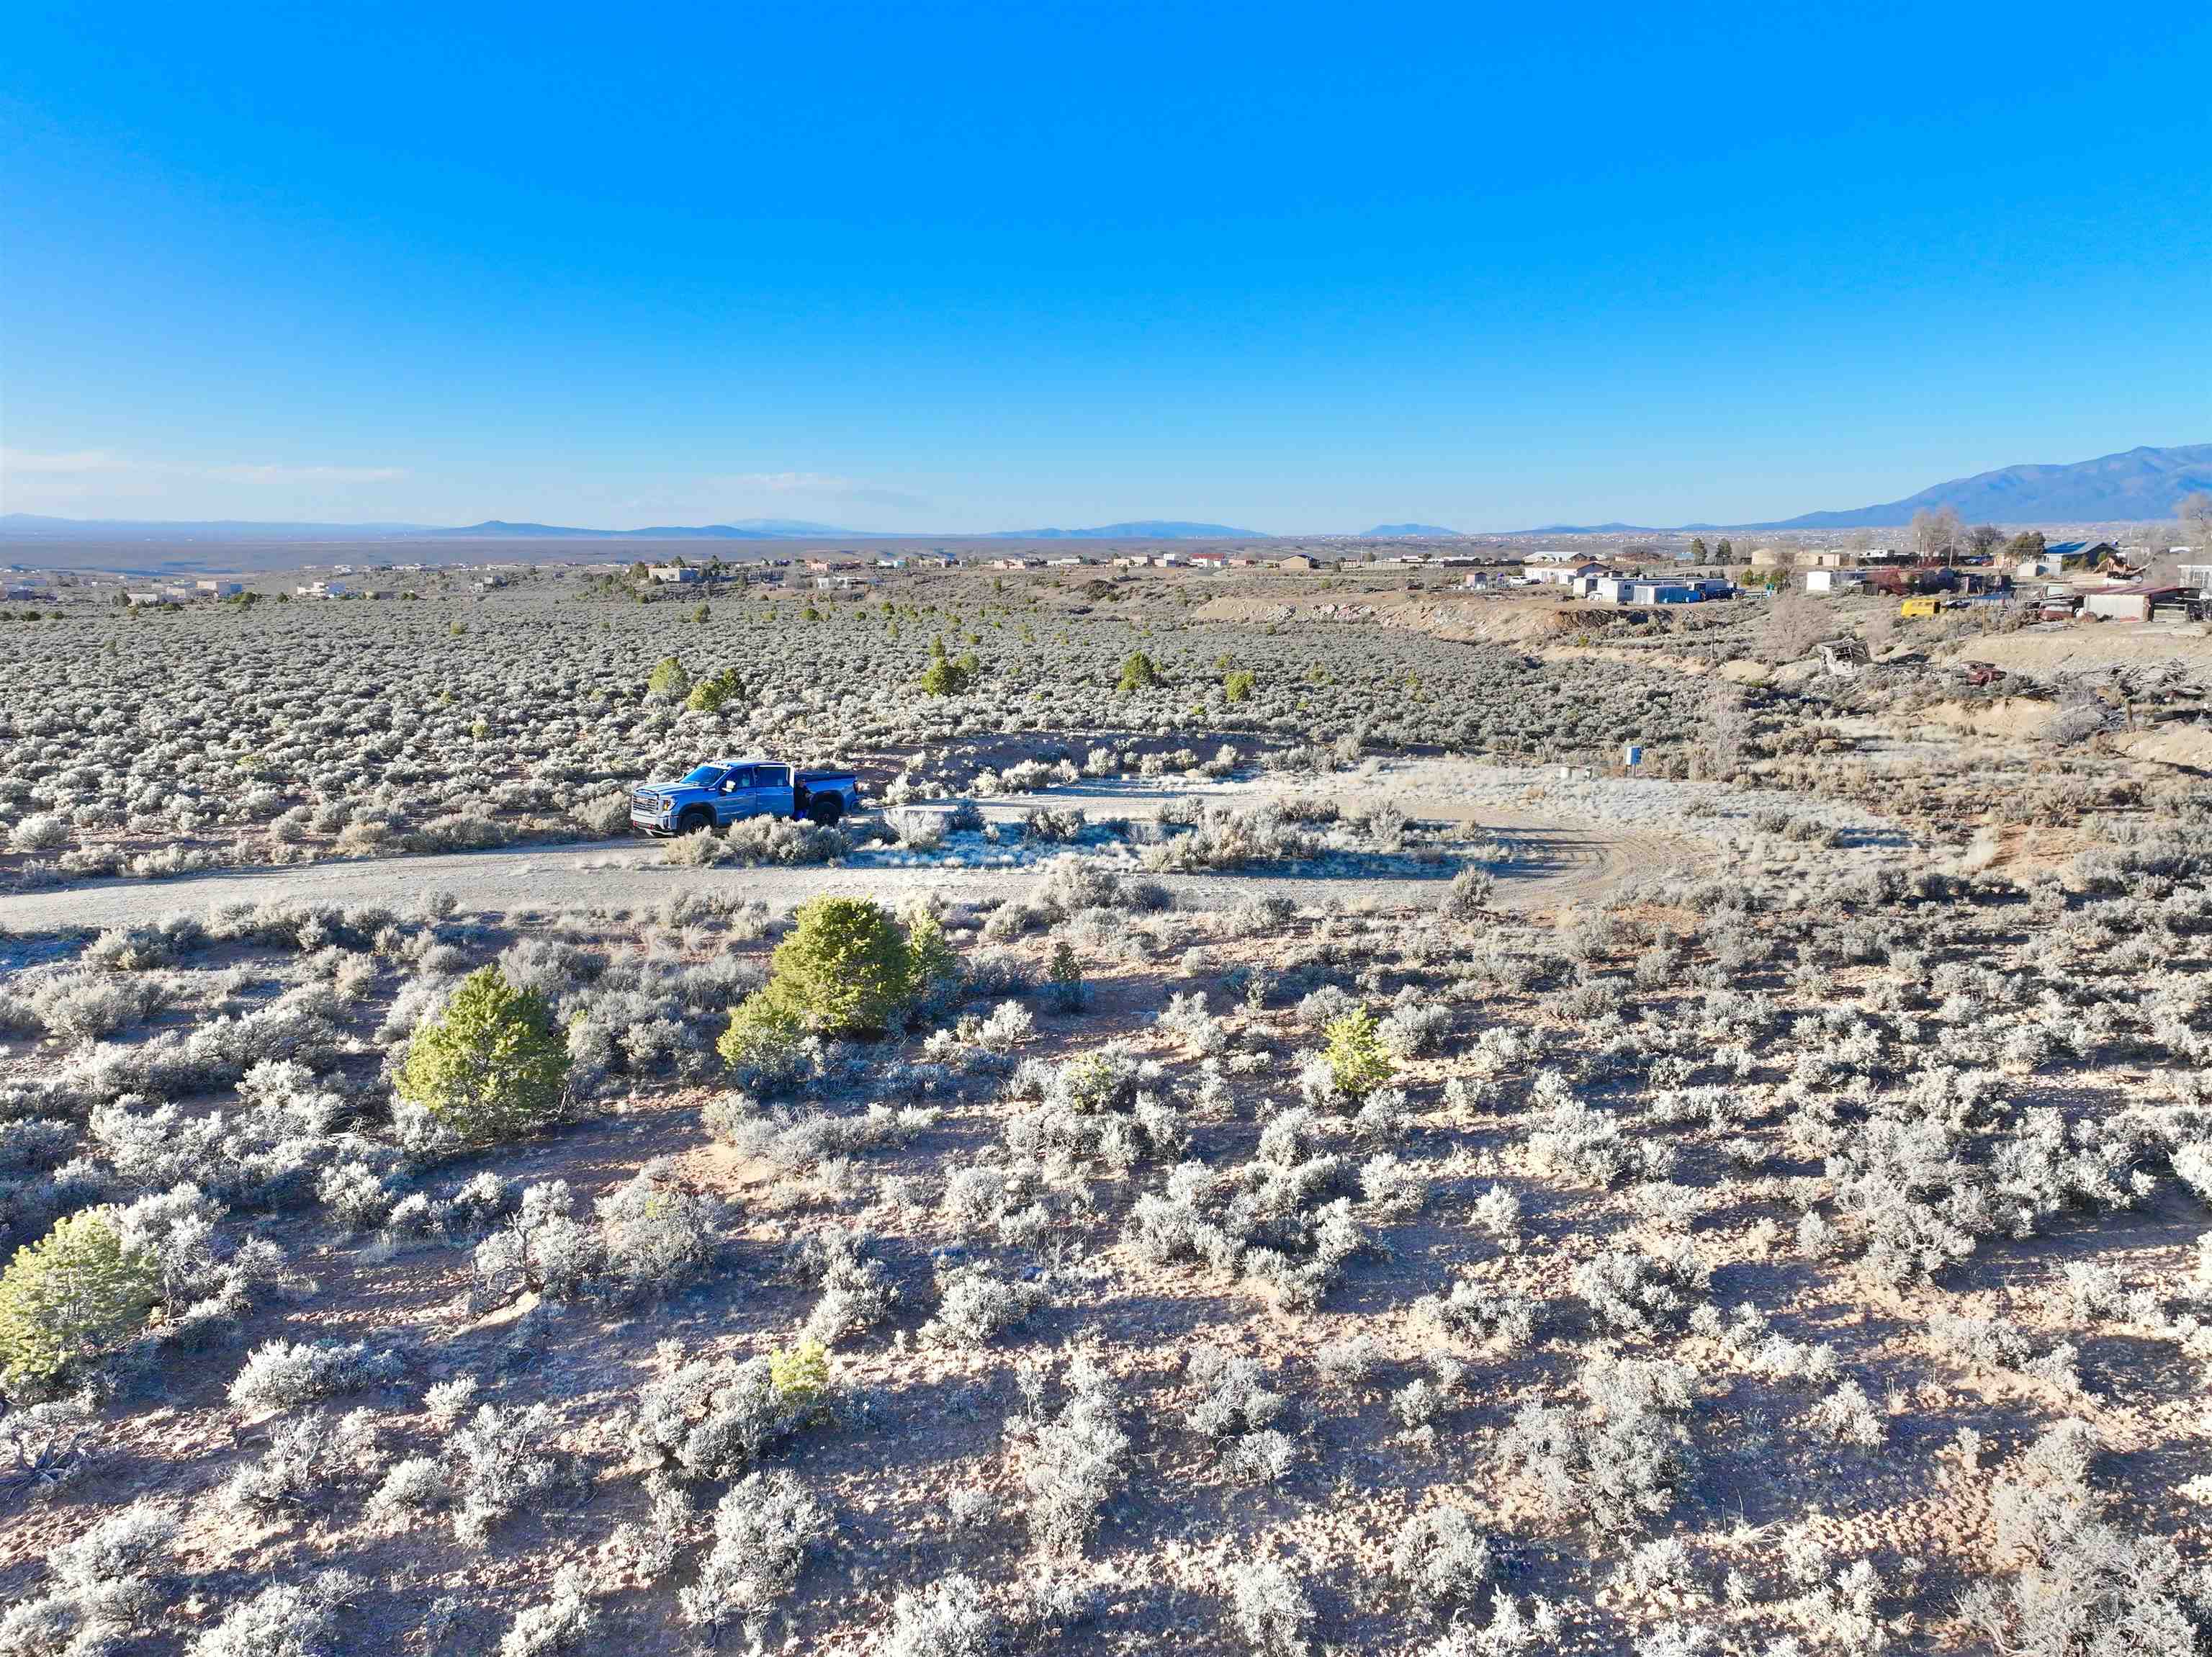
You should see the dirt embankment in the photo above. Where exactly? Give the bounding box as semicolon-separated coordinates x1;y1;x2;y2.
1372;596;1586;646
1186;591;1587;644
1950;625;2212;685
1369;596;1785;679
2110;724;2212;768
1187;595;1299;624
1915;697;2064;740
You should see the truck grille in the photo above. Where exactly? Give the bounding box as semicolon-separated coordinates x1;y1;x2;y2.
632;792;660;814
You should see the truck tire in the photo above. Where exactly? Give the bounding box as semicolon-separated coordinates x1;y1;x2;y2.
675;806;712;835
806;794;844;826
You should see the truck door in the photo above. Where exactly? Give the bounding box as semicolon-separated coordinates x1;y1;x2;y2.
713;766;756;825
755;763;795;819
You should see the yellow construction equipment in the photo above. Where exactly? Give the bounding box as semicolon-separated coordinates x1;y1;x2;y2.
1899;595;1940;619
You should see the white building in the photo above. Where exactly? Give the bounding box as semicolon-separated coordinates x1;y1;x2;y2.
196;579;244;598
1524;560;1608;585
1804;569;1868;594
648;565;699;584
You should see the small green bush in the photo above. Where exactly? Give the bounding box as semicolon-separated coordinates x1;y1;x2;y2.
1118;651;1163;693
1322;1008;1395;1102
645;655;691;701
768;1338;830;1408
0;1208;161;1391
720;898;935;1056
685;667;745;713
1047;940;1086;1011
716;995;810;1078
1224;668;1256;702
903;907;961;1010
917;637;979;696
395;966;571;1144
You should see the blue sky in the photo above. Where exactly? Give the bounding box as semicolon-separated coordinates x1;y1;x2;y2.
4;1;2208;532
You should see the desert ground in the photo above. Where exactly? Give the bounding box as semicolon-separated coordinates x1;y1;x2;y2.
1;565;2209;1657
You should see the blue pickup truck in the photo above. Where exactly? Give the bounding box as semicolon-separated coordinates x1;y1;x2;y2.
630;755;861;836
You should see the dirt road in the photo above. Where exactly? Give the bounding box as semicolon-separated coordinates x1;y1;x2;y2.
0;812;1684;933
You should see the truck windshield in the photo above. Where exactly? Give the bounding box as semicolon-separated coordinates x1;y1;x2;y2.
679;765;725;787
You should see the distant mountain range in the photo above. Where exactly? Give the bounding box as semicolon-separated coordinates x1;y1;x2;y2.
1750;444;2212;530
1527;444;2211;534
6;443;2204;559
986;521;1267;539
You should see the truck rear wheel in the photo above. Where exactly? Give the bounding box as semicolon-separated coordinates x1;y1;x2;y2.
806;794;843;826
675;807;712;835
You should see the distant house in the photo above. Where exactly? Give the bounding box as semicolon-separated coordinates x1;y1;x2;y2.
1807;549;1855;569
1046;555;1089;567
1804;568;1868;595
1189;553;1228;570
292;580;348;599
125;588;180;608
195;579;243;598
876;556;909;569
2016;541;2120;580
1599;578;1711;606
1275;554;1323;572
1151;554;1184;567
1520;547;1586;565
1524;560;1608;585
1748;547;1786;568
2180;564;2212;592
649;565;699;584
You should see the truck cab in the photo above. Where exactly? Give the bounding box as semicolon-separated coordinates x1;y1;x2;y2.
630;755;860;835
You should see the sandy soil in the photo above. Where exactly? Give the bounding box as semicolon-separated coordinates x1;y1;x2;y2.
1951;623;2212;684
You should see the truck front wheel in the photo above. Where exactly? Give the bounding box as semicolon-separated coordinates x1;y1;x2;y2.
806;794;844;826
675;807;712;835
